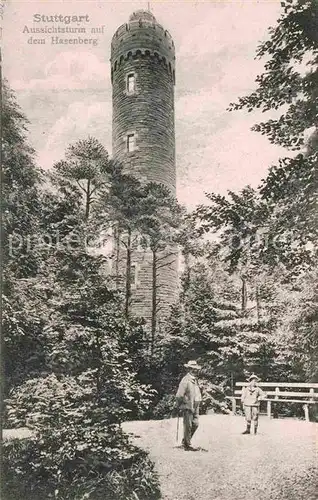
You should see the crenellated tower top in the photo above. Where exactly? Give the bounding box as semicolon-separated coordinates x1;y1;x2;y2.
111;10;175;84
129;10;156;22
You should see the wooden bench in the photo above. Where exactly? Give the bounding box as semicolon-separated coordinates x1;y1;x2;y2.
228;382;318;421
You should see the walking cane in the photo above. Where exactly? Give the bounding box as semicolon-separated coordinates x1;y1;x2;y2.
176;412;180;443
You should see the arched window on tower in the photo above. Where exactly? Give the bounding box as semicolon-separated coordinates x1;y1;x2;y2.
127;73;135;93
127;133;136;152
130;263;138;289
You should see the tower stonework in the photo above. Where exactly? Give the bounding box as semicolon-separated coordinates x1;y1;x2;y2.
111;10;178;324
111;10;176;191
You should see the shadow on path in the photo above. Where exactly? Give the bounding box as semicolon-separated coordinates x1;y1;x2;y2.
173;445;208;452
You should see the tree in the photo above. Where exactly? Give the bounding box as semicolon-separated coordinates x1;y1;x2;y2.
2;79;43;280
146;1;318;413
50;137;110;220
194;187;274;320
273;269;318;383
98;172;182;330
229;0;318;151
161;257;278;403
3;176;159;498
2;80;49;393
2;83;162;500
138;183;181;352
195;187;267;271
227;0;318;272
258;153;318;271
97;165;146;316
176;210;204;293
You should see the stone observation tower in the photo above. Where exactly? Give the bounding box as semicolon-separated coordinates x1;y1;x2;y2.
110;10;178;326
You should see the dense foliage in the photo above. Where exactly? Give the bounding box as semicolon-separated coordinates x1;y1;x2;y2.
229;0;317;151
145;0;318;419
3;2;318;497
3;373;159;500
192;0;318;389
2;79;160;500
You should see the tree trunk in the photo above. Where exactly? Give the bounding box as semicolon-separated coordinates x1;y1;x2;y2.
151;248;157;356
183;251;191;292
241;277;247;311
125;228;132;318
85;179;91;220
256;285;261;323
94;331;103;402
115;225;120;289
230;371;234;395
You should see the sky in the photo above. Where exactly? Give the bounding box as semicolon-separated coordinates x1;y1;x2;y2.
3;0;288;208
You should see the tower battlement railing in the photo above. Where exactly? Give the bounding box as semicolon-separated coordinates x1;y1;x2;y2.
112;20;174;47
111;12;175;82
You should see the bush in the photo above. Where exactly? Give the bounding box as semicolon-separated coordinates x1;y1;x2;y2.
199;379;231;415
150;394;176;420
149;381;231;420
3;373;161;500
3;438;161;500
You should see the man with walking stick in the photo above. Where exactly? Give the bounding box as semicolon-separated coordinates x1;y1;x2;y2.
175;360;202;451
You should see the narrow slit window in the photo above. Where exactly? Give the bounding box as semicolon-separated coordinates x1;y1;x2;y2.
127;134;135;152
130;263;137;287
127;73;135;93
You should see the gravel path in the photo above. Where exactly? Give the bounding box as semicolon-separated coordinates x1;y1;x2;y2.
123;415;318;500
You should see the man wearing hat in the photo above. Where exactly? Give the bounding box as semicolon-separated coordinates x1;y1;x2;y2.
241;374;266;435
175;360;202;450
